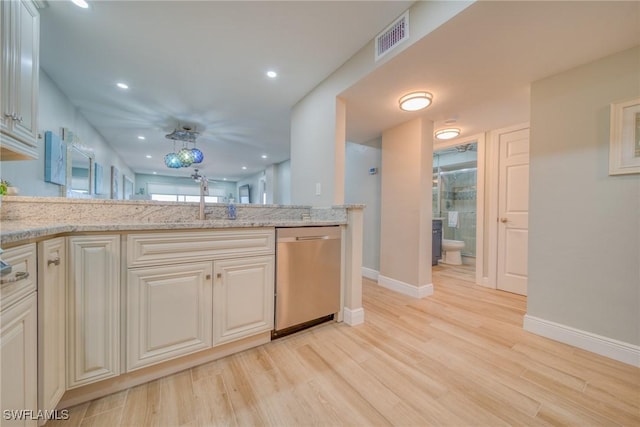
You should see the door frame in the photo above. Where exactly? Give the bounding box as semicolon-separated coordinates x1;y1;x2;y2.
433;132;486;286
486;122;530;290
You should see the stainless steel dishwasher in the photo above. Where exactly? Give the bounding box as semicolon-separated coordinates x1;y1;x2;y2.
273;226;341;337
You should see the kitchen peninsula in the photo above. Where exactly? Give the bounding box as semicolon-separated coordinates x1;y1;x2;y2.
0;197;364;411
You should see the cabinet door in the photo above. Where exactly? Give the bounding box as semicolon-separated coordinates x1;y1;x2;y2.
0;0;14;137
0;0;39;160
126;262;213;371
1;293;37;427
213;256;274;345
37;238;65;416
67;235;120;389
11;0;39;145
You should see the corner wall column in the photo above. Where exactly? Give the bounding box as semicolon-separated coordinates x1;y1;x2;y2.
379;117;434;298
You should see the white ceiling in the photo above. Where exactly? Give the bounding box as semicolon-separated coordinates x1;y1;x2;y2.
40;1;640;183
343;0;640;144
39;0;413;181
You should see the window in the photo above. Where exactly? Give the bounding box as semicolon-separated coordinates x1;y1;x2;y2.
151;194;222;203
147;182;226;204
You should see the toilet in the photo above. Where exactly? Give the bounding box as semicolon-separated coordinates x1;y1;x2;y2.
441;239;465;265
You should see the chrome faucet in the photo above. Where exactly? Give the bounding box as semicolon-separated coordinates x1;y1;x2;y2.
191;169;209;220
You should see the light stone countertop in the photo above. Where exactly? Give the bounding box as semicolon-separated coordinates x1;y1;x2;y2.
0;218;347;246
0;197;362;246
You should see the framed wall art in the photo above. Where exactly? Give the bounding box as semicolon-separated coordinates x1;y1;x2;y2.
111;165;120;199
609;97;640;175
44;131;67;186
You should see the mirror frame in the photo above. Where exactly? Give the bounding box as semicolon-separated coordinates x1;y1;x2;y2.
65;145;94;197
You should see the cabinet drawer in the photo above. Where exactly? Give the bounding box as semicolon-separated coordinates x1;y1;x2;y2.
1;243;37;311
127;229;275;267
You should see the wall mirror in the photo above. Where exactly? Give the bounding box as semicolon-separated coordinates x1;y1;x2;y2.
239;184;250;203
69;146;93;195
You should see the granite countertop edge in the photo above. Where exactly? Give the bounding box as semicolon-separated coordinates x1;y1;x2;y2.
0;219;347;245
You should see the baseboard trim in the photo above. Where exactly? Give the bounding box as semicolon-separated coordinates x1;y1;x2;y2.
361;267;379;281
343;307;365;326
378;274;433;298
523;314;640;367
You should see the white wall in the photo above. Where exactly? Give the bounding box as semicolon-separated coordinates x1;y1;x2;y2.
380;117;433;289
1;71;134;197
345;140;381;271
528;46;640;345
275;159;291;205
236;171;264;204
290;1;471;206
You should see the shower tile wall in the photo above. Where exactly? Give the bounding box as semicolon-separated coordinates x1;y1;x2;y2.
440;169;476;257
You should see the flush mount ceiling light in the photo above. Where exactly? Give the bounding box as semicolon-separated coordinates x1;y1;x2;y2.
70;0;89;8
399;91;433;111
435;128;461;140
266;70;277;78
116;82;129;90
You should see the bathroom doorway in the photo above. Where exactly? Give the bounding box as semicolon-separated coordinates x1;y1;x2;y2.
432;142;478;281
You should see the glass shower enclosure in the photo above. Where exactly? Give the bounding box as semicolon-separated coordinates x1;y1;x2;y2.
432;143;478;259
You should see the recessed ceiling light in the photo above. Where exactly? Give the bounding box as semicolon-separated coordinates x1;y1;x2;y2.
242;166;247;170
261;154;268;159
399;91;433;111
223;178;227;181
152;171;157;175
266;71;277;78
434;128;461;140
145;155;152;159
70;0;89;8
137;136;145;140
116;82;129;90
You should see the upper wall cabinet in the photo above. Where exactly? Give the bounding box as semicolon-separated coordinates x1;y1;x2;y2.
0;0;39;160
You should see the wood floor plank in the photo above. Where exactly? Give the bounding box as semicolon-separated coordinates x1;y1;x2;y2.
53;267;639;426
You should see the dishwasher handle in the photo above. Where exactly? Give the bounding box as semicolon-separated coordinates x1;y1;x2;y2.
296;235;330;241
278;235;340;243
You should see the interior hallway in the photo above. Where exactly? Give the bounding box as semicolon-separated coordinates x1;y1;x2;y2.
48;272;639;426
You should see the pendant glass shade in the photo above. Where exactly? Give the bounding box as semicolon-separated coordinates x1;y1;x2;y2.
178;148;194;167
191;148;204;164
164;126;205;169
164;152;181;168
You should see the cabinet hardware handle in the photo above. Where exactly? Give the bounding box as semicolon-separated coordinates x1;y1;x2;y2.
500;217;508;223
206;274;211;280
4;113;13;119
16;115;23;123
0;271;29;284
48;257;60;266
216;273;222;279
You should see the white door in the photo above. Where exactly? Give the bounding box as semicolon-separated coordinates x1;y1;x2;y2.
497;127;529;295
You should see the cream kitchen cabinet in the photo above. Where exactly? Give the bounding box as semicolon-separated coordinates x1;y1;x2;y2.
213;255;274;345
125;229;275;370
1;293;37;427
67;235;120;389
37;238;65;418
126;261;213;372
1;243;38;426
0;0;40;160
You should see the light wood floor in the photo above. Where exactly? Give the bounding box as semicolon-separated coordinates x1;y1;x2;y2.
50;273;640;426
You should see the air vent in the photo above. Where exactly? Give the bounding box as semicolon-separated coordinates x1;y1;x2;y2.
375;11;409;61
